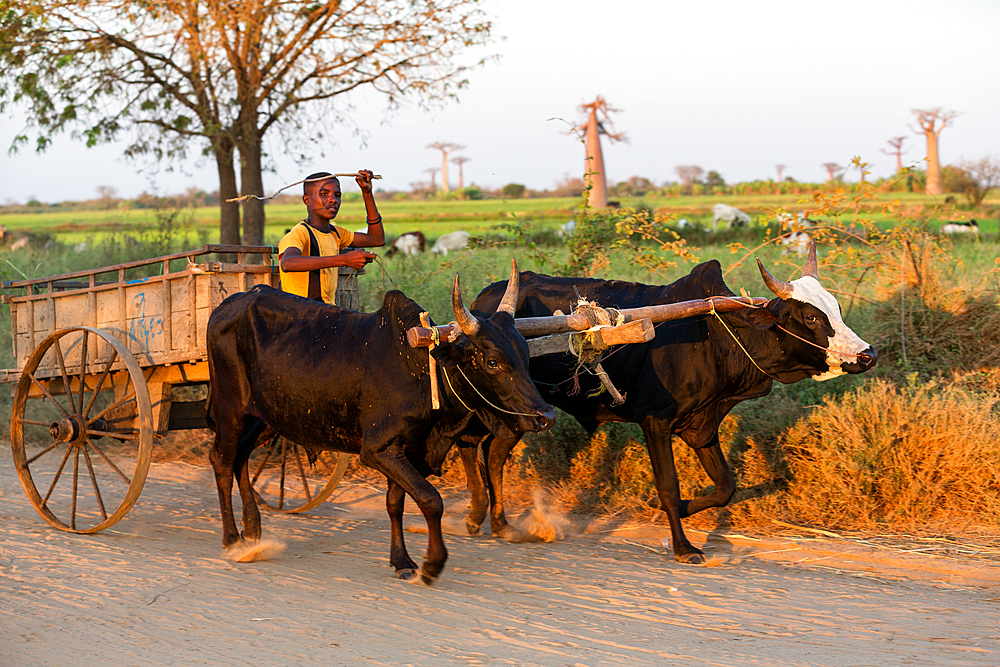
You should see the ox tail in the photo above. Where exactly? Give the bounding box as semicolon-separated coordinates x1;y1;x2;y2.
477;439;495;508
204;383;216;432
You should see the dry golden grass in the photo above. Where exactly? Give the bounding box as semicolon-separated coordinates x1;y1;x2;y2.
781;378;1000;533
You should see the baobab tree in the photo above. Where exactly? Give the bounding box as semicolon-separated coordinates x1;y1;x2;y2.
822;162;843;185
880;136;908;173
578;96;626;209
427;142;464;193
775;164;787;182
424;168;440;192
451;156;471;190
912;108;959;195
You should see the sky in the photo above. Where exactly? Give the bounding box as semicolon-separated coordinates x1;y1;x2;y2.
1;0;999;204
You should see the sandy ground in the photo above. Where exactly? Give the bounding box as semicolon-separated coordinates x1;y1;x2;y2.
3;458;1000;667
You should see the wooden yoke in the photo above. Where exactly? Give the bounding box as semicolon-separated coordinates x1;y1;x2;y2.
405;296;769;354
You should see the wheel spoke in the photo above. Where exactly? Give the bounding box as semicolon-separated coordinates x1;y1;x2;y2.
279;437;287;509
250;434;278;485
82;348;119;418
86;429;139;441
42;444;74;504
77;332;89;414
81;443;109;521
89;389;137;424
28;372;72;419
292;444;313;502
70;446;80;531
53;340;76;414
87;440;131;484
26;441;62;465
21;418;52;427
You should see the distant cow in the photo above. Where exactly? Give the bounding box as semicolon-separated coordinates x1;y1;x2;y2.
434;242;877;564
711;203;752;231
941;220;979;235
431;230;470;256
778;213;817;257
206;262;555;584
385;231;426;258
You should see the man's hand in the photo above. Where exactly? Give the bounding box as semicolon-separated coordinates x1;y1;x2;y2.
342;248;377;269
356;169;375;195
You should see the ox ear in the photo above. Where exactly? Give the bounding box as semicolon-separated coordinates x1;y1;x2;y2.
744;303;778;330
430;341;467;368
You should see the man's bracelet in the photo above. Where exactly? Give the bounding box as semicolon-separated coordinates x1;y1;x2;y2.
366;215;383;225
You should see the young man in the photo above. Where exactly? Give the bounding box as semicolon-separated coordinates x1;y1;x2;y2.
278;169;385;305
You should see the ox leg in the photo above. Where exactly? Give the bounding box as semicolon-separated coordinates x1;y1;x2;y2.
364;445;447;584
209;420;243;547
480;433;522;538
640;417;705;564
233;420;268;541
385;479;419;576
680;437;736;518
456;440;489;535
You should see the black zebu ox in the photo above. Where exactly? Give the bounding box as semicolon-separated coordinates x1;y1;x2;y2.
206;262;555;583
441;245;876;564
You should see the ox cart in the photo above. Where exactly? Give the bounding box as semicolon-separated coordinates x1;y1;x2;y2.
1;245;363;534
2;244;769;536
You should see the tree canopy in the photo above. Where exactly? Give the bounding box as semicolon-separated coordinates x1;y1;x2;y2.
0;0;494;244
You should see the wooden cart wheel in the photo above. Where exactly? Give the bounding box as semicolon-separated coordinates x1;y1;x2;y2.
249;433;351;513
10;327;154;533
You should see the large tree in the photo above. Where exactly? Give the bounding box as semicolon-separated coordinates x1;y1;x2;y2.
578;96;624;209
912;108;958;196
0;0;493;244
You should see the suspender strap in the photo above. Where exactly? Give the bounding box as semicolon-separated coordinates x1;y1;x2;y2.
299;222;324;301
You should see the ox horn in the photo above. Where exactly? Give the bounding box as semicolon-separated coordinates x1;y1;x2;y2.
757;258;795;300
802;239;819;279
496;258;519;316
452;274;481;336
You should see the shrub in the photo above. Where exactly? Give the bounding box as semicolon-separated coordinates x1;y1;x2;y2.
502;183;526;199
779;378;1000;533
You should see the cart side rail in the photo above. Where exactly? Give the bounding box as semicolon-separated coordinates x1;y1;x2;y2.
0;244;276;294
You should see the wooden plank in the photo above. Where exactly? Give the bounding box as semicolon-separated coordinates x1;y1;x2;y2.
527;334;570;357
162;261;172;357
594;318;655;348
148;381;172;434
526;318;654;357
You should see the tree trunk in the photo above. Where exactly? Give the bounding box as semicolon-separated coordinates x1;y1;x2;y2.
214;136;241;246
238;129;266;246
440;152;450;193
924;130;942;195
584;108;608;209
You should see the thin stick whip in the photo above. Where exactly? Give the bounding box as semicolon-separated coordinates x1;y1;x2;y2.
226;173;383;203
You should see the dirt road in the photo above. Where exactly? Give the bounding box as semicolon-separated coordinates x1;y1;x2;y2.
2;458;999;666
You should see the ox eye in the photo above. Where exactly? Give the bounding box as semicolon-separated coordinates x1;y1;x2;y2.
805;314;818;324
487;358;500;369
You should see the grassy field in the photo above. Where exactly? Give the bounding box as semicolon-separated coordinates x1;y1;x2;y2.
1;190;996;248
2;191;999;538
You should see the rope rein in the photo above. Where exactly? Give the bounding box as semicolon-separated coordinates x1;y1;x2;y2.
441;364;544;418
707;299;779;380
226;173;383;203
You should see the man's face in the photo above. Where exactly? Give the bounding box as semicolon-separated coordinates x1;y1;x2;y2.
303;178;342;220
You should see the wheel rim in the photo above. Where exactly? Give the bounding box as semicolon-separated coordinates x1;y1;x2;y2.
249;434;350;513
10;327;154;533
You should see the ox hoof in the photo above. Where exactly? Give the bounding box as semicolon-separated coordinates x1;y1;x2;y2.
676;551;706;565
395;568;418;581
465;519;483;536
